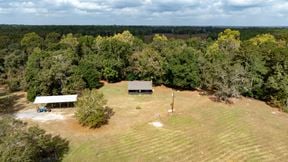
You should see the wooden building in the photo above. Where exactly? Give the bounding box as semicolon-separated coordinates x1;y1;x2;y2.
128;81;153;94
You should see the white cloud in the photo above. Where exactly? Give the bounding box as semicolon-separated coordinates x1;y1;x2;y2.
45;0;109;10
0;0;287;25
9;1;35;8
226;0;266;6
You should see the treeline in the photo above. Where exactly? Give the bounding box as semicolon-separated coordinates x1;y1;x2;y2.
0;29;287;111
0;25;287;45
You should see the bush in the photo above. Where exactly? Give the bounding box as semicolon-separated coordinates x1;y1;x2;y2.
75;90;114;128
0;116;69;162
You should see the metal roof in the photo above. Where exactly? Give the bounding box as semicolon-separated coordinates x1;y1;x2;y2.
33;95;78;104
128;81;152;90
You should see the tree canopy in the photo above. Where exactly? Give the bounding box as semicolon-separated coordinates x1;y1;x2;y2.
0;116;69;162
0;28;287;111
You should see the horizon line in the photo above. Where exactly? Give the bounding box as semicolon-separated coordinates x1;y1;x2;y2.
0;24;288;28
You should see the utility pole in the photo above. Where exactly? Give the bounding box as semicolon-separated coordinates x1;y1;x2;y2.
171;91;175;113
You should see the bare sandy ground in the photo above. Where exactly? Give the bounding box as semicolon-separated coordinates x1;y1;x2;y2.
15;109;68;122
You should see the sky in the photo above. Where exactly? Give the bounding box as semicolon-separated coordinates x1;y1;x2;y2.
0;0;287;26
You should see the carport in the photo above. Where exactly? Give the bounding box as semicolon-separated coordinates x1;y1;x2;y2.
33;95;78;108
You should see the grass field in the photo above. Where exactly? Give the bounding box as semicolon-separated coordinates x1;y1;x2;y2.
6;82;288;161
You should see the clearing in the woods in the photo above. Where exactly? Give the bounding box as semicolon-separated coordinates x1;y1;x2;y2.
6;81;288;161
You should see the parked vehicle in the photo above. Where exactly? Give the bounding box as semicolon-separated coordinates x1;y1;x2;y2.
37;106;51;113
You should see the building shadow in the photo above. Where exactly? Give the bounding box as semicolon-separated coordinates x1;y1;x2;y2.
46;102;75;109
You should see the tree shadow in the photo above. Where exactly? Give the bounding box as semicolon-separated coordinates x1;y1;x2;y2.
198;89;235;105
163;84;197;91
38;134;70;162
198;89;214;96
96;81;105;89
89;106;115;129
103;106;115;123
265;100;288;112
0;91;7;96
0;93;27;114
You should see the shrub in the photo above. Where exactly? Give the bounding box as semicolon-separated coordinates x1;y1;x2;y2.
75;90;114;128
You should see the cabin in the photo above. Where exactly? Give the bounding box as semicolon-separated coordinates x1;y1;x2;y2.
33;95;78;108
128;81;153;94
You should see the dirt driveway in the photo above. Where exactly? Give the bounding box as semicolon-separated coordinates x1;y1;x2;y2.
15;108;75;122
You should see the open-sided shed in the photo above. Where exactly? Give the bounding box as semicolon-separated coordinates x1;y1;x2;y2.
128;81;153;94
33;95;78;107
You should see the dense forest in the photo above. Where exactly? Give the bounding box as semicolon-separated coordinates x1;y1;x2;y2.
0;26;287;111
1;25;287;43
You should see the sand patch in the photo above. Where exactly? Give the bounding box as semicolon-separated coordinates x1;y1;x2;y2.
15;109;65;122
149;121;163;128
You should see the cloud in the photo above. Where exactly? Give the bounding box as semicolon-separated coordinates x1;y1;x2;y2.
110;0;144;9
226;0;266;7
44;0;109;11
0;0;287;25
0;1;47;14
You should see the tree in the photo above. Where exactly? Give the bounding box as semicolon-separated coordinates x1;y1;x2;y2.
263;45;288;111
213;63;250;100
200;51;250;101
79;35;95;48
75;90;113;128
78;35;95;57
151;34;168;52
153;34;168;42
25;48;44;101
4;50;26;91
94;35;133;82
45;32;61;50
78;55;102;88
249;34;276;46
113;30;136;46
237;41;268;98
0;116;69;162
201;29;250;100
60;33;79;50
103;66;120;83
128;47;164;84
186;38;210;52
25;48;84;101
21;32;43;55
164;47;201;89
266;64;288;111
208;29;241;54
0;35;10;49
0;50;5;79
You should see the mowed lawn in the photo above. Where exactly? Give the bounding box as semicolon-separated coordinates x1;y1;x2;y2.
45;82;288;162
